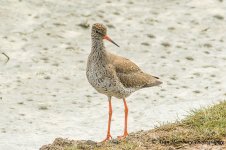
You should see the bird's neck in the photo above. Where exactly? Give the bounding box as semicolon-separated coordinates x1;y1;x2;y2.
90;38;108;62
91;37;105;51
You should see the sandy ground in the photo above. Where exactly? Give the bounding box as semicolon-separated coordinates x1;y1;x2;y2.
0;0;226;149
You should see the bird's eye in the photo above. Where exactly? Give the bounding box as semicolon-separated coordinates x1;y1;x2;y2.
96;30;101;34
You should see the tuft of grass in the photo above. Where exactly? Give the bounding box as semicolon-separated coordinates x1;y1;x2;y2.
183;101;226;138
147;34;156;39
213;15;224;20
78;21;90;29
155;101;226;145
38;105;48;110
161;42;171;47
185;56;194;61
203;43;212;48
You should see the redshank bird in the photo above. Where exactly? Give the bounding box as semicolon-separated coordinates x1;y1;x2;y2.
86;23;162;142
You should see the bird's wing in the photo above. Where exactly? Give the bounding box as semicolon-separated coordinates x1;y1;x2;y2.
107;53;161;88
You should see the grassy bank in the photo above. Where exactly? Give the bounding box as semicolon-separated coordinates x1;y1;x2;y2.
40;101;226;150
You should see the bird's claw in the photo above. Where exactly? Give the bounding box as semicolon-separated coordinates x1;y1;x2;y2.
101;134;112;142
117;132;128;140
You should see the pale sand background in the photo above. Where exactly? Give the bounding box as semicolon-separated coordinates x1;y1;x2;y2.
0;0;226;149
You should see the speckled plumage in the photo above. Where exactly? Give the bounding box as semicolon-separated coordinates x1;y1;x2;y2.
86;23;162;141
86;23;162;99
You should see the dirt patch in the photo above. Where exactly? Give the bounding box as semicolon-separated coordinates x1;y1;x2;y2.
40;131;225;150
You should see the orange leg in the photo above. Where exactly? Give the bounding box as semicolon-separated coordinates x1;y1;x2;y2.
117;98;129;139
102;96;113;142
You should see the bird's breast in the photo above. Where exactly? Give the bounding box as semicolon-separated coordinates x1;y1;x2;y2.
86;61;108;85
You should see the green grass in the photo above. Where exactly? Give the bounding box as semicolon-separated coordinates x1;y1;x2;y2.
155;101;226;145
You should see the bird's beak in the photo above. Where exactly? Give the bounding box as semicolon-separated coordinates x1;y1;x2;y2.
103;35;120;47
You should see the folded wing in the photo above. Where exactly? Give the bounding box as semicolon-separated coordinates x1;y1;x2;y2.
108;53;162;88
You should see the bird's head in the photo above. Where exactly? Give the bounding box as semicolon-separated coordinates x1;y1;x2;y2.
91;23;119;47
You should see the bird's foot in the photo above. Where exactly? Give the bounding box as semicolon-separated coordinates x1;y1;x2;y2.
101;134;112;142
117;132;128;140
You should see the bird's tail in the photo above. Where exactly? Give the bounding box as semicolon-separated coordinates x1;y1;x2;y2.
154;80;162;86
142;75;162;88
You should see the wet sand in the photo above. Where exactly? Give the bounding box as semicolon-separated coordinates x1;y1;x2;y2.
0;0;226;149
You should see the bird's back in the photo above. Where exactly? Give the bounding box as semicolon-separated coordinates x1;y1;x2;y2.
107;52;162;89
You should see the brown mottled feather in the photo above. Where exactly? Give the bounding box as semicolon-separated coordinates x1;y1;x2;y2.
107;52;161;88
87;23;162;99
